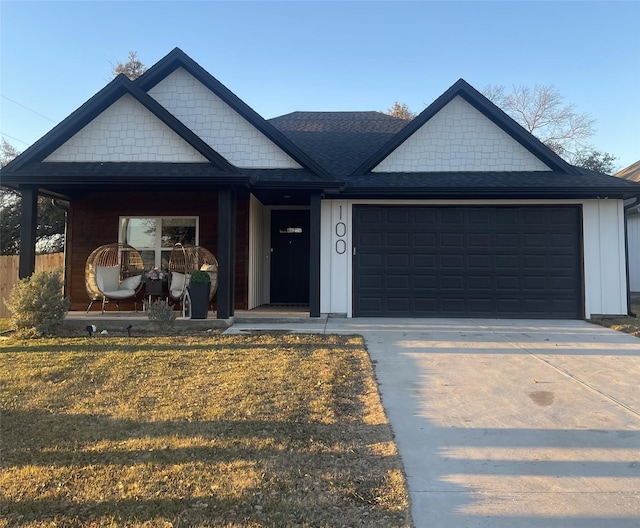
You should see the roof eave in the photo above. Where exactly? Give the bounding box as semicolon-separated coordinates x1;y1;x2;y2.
340;186;638;200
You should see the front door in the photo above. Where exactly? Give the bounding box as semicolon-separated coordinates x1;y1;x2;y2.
270;210;310;304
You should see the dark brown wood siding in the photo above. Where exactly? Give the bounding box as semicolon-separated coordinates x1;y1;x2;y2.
68;190;249;311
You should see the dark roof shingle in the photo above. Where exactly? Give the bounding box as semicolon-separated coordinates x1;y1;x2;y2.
269;111;408;178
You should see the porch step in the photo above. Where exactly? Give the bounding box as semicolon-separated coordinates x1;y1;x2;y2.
232;314;328;325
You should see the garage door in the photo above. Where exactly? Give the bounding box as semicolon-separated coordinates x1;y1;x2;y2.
353;206;582;318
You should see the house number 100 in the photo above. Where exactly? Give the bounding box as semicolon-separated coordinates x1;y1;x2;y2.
335;221;346;254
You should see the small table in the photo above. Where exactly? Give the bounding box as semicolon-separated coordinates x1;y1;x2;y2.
144;281;168;307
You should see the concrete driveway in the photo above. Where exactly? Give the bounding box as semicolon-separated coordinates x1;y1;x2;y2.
226;318;640;527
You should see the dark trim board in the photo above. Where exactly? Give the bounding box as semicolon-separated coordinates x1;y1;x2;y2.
353;205;583;319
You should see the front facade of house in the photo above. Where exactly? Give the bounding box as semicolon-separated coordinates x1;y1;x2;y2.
3;48;640;319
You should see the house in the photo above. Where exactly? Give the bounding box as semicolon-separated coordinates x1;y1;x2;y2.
3;48;640;320
616;161;640;295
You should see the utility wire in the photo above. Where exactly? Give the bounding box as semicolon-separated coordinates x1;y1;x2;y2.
1;133;30;146
1;94;56;122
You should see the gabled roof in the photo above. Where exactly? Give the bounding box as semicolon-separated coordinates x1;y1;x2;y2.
135;48;334;181
269;111;408;177
616;160;640;182
351;79;580;177
2;74;240;175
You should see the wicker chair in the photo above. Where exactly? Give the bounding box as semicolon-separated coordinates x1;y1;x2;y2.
168;244;218;306
85;243;145;313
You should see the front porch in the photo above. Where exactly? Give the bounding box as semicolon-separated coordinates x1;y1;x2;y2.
63;304;326;336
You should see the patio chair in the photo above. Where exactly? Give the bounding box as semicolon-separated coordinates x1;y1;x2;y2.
168;244;218;308
85;243;145;313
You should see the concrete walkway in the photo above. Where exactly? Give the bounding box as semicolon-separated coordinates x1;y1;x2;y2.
226;318;640;527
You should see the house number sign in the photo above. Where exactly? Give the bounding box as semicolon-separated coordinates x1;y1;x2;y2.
335;205;347;254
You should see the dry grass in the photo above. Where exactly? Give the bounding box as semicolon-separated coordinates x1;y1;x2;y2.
0;334;411;527
591;304;640;337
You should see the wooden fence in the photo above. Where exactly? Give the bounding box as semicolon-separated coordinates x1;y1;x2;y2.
0;253;65;318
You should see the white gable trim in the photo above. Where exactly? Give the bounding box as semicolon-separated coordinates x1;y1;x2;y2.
148;68;302;169
45;94;208;162
373;96;551;172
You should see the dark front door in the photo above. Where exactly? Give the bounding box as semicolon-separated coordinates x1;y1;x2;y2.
270;210;310;304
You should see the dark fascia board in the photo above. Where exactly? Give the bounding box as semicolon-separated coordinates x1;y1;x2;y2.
136;47;335;182
340;186;639;200
352;78;580;177
3;74;240;175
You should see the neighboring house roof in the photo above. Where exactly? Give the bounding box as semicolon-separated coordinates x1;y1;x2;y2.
616;160;640;182
269;111;408;178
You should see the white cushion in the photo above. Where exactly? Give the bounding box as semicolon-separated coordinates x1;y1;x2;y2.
170;272;185;298
119;275;142;291
103;289;136;299
96;266;120;293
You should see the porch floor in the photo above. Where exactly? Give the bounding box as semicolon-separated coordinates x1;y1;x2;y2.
65;304;326;334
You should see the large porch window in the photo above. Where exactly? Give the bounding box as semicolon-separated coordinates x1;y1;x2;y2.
119;217;198;269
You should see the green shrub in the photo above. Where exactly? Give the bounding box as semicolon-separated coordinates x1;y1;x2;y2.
190;270;211;283
144;299;177;328
5;269;70;337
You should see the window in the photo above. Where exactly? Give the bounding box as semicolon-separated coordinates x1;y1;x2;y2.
120;217;198;269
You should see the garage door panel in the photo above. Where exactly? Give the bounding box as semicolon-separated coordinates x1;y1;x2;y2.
414;275;437;289
387;232;410;246
441;254;465;268
468;275;493;290
354;206;581;319
468;233;492;248
496;234;519;248
414;254;437;268
441;233;465;247
468;254;492;269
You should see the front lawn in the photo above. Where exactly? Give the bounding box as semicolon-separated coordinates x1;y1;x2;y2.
0;334;411;527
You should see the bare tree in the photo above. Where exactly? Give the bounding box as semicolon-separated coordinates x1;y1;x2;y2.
1;138;20;168
482;84;595;158
111;51;147;80
385;101;416;120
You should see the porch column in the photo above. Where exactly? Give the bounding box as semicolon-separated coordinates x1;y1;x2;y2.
19;187;38;279
217;189;236;319
309;192;321;317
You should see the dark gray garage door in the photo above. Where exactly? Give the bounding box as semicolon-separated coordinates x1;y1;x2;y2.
353;206;582;319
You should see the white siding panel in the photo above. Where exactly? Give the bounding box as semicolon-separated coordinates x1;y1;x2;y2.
627;212;640;292
373;96;551;172
320;200;349;314
45;94;208;162
248;195;271;309
582;200;627;317
148;68;302;169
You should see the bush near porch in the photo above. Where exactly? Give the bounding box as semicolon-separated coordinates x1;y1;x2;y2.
0;333;412;527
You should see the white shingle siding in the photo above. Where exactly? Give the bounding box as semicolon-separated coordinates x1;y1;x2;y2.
45;94;208;162
148;68;302;169
373;96;552;172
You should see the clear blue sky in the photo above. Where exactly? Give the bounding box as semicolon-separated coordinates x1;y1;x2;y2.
1;0;639;170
